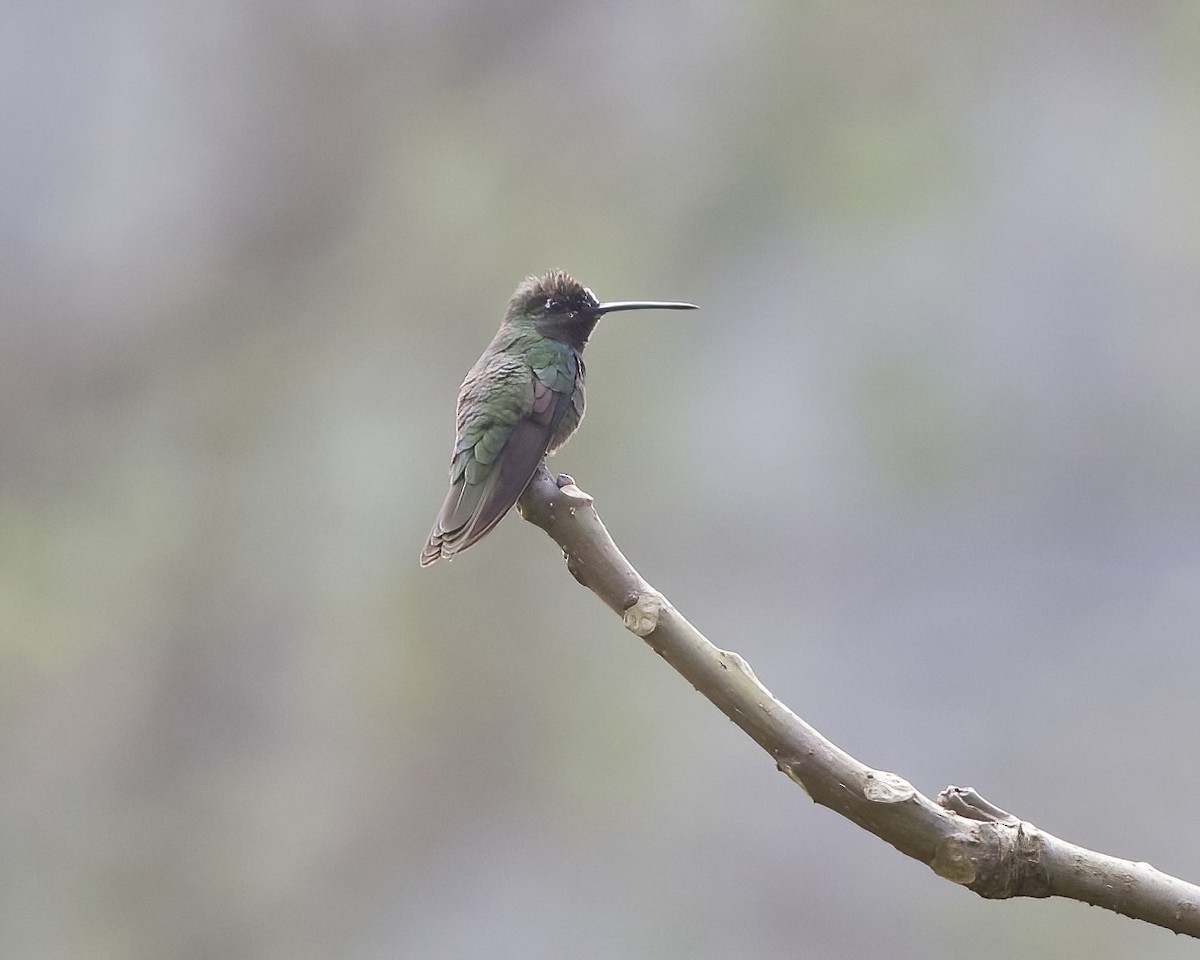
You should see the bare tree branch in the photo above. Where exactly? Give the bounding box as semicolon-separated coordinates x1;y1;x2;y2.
516;466;1200;938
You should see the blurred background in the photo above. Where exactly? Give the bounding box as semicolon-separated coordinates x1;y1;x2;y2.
4;1;1200;958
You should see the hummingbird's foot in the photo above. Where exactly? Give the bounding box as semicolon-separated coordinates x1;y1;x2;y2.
555;473;575;489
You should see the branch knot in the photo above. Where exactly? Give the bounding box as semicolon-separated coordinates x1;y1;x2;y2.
623;592;666;637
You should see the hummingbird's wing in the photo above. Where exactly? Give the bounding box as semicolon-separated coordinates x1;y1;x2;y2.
421;348;577;566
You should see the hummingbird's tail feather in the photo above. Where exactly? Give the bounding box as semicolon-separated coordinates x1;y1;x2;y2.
419;418;554;566
419;480;477;565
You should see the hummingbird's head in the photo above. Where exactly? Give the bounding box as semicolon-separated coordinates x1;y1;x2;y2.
506;270;603;349
504;269;698;350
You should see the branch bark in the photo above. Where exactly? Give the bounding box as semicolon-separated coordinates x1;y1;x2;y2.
516;466;1200;938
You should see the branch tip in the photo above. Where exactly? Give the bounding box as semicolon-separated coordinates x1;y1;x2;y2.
939;787;1019;824
554;473;593;503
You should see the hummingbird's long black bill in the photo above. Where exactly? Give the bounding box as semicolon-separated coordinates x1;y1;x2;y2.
595;300;698;315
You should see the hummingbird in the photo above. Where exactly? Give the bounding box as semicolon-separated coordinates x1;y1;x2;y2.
420;269;697;566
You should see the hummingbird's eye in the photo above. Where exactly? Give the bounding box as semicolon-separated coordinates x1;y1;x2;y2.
545;298;565;313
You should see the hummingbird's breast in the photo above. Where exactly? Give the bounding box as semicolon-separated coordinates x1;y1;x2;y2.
547;357;586;454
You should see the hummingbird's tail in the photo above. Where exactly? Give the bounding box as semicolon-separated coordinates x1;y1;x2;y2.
420;420;554;566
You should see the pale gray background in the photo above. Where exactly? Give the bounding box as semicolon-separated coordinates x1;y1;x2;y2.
4;2;1200;958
